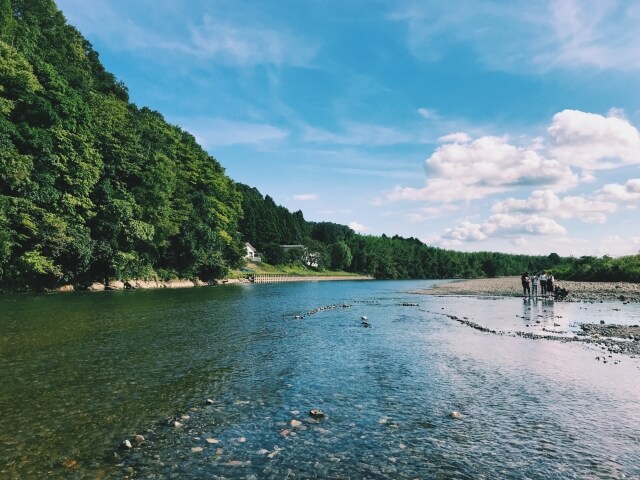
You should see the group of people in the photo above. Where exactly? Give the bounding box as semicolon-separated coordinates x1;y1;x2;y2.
520;271;555;298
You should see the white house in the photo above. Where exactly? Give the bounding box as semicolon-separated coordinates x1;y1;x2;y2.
245;242;260;262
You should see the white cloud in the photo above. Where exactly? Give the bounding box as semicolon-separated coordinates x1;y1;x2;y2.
178;118;288;147
392;0;640;73
438;132;471;143
349;221;370;232
436;213;566;247
56;0;316;67
418;107;439;119
302;121;413;146
483;214;567;236
293;194;318;201
492;189;617;224
383;133;577;204
512;237;528;247
548;109;640;170
382;109;640;205
406;205;459;222
598;179;640;202
590;235;640;257
189;15;316;66
442;221;488;242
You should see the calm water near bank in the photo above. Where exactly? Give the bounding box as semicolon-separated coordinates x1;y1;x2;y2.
1;280;639;479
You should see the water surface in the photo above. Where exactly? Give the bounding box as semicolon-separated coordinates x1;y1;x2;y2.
0;281;638;479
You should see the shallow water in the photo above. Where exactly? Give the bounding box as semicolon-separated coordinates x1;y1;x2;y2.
0;280;639;479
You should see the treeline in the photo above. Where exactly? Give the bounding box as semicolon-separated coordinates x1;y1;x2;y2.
552;255;640;283
1;0;635;290
237;183;564;279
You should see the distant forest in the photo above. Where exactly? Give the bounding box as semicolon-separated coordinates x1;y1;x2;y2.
1;0;638;290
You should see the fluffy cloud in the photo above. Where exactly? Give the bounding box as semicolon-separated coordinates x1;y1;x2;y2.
492;189;617;223
548;110;640;170
598;179;640;202
382;109;640;205
439;213;566;245
384;134;577;203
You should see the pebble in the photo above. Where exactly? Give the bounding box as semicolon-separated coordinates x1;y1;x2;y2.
191;447;203;453
121;439;133;449
205;438;220;444
134;434;145;443
309;409;325;419
291;419;302;427
205;398;214;405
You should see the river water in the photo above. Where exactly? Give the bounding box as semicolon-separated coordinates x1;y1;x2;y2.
0;280;639;479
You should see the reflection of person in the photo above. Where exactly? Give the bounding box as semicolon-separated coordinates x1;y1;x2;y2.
540;271;548;295
532;272;539;297
521;272;531;297
547;272;555;297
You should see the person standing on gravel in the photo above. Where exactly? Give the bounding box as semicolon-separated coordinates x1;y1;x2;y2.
521;272;531;297
532;272;539;297
547;272;555;297
540;271;548;295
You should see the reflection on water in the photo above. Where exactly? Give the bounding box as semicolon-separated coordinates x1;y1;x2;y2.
0;281;639;479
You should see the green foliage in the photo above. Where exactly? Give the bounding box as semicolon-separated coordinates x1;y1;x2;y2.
552;254;640;282
330;241;352;270
0;0;243;290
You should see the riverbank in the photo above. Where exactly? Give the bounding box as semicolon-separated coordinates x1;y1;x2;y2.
419;276;640;303
45;273;373;292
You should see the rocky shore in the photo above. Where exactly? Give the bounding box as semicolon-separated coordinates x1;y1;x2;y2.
419;276;640;360
419;276;640;303
49;274;372;293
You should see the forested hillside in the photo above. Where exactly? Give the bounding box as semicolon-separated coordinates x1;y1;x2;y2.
2;0;634;291
0;0;244;289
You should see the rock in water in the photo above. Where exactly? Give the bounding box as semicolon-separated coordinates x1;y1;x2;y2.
121;439;133;449
309;409;325;419
448;411;463;420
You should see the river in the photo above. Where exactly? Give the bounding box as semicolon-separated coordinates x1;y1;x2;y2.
0;280;639;479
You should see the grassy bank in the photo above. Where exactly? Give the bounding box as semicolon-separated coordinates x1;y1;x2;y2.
229;261;365;278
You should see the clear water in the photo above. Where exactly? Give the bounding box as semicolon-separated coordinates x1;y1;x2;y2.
0;280;639;479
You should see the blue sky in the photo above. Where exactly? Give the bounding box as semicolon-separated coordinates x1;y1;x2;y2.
55;0;640;257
